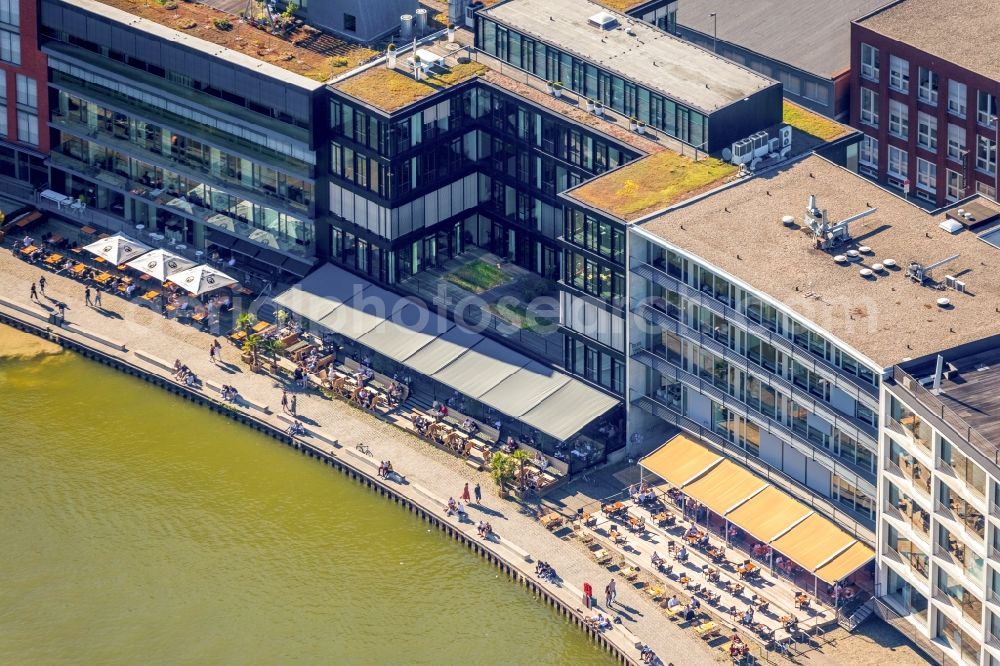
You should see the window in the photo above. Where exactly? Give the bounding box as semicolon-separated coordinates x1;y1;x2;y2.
917;67;938;105
888;146;908;178
947;169;965;200
947;123;966;161
0;28;18;65
0;0;17;25
860;87;878;127
978;135;997;175
889;100;908;138
16;74;37;109
343;13;357;32
940;437;986;498
860;43;879;81
0;102;6;136
16;111;38;145
859;134;878;167
978;90;997;128
917;112;937;150
889;55;909;93
948;80;967;117
916;158;936;193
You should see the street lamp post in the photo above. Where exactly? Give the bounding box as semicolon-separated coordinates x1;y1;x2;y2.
709;12;717;53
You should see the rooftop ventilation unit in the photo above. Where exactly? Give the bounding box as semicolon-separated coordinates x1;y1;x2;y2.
906;254;961;284
588;11;619;30
804;194;877;250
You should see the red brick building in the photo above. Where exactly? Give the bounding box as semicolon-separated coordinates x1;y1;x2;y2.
0;0;48;200
850;0;998;207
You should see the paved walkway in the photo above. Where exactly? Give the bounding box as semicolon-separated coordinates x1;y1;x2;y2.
0;247;718;666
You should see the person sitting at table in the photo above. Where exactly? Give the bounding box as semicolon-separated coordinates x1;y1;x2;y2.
685;524;699;539
675;545;689;562
683;606;697;623
651;551;666;569
698;533;710;549
690;597;701;612
61;258;74;272
740;609;753;626
666;595;681;610
125;282;137;297
445;497;457;516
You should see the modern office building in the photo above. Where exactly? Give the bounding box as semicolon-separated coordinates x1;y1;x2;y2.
674;0;886;119
0;0;49;198
623;154;1000;549
880;339;1000;665
850;0;999;207
38;0;357;279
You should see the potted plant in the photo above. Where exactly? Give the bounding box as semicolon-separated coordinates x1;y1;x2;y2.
236;311;258;334
551;81;563;98
629;116;638;131
241;333;262;371
413;53;422;80
637;120;647;135
261;337;286;373
275;308;289;327
447;23;457;42
584;98;595;112
489;451;516;497
511;449;532;491
594;101;604;117
386;43;397;68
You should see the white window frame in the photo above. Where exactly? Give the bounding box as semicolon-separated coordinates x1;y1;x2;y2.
946;169;963;201
948;80;967;117
889;56;909;93
860;135;878;168
947;124;966;162
889;100;909;138
977;135;997;175
0;0;16;26
917;112;937;151
0;28;19;65
860;43;879;82
860;87;878;127
0;102;6;137
978;91;997;129
15;74;37;110
916;158;936;193
917;67;938;105
888;145;908;178
16;110;38;145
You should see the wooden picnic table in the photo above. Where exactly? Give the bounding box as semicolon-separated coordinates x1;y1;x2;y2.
44;253;63;265
192;312;208;322
252;320;273;333
141;290;160;301
19;245;38;255
230;329;248;341
540;512;563;529
70;263;86;276
80;226;96;235
695;622;719;638
94;272;113;284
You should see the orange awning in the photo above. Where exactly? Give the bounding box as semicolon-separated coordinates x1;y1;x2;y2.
683;459;768;516
771;513;857;572
814;541;875;584
639;433;721;487
725;486;814;543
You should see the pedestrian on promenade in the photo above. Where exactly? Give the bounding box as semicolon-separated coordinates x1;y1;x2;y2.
281;390;289;414
93;289;102;308
461;483;471;502
606;579;617;607
84;286;92;307
57;302;66;324
30;282;39;302
290;394;297;416
473;483;482;503
209;344;217;364
38;275;46;295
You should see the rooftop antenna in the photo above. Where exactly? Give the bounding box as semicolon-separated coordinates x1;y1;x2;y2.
906;254;961;284
932;354;945;395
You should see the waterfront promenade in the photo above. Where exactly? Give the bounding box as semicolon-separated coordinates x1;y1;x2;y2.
0;250;718;665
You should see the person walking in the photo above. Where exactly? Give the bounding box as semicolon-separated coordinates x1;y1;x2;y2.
93;288;102;308
57;302;66;324
605;581;615;608
461;483;471;502
473;483;482;503
209;344;217;364
289;394;297;416
84;286;92;307
30;282;39;302
281;390;289;414
607;579;617;606
38;275;46;296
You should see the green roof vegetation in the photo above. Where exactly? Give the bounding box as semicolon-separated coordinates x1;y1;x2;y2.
593;0;642;11
336;62;486;112
569;151;739;221
445;260;511;294
782;100;850;142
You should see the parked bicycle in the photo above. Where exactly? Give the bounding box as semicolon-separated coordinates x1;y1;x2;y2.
356;442;373;457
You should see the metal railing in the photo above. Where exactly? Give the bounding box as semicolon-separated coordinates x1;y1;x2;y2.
893;366;999;464
871;597;946;665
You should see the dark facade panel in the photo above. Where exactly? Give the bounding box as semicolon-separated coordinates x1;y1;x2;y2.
209;61;236;92
708;83;784;152
85;15;111;46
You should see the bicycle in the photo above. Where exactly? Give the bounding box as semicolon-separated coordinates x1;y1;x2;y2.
356;442;373;457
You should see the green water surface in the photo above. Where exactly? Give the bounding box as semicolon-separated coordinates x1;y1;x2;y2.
0;344;612;665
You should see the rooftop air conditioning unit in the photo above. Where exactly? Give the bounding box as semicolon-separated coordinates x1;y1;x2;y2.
751;131;769;158
731;138;753;165
779;125;792;147
768;137;781;153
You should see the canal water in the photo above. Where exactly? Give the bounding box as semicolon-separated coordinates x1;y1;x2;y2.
0;326;612;665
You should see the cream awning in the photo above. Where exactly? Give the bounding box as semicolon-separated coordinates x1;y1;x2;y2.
682;459;768;516
771;513;857;573
478;361;571;419
519;380;620;442
639;433;722;487
431;337;529;399
725;486;813;544
273;262;358;322
814;541;875;585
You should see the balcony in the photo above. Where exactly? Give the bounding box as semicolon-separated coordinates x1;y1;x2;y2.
633;259;880;406
631;345;877;495
51;114;312;219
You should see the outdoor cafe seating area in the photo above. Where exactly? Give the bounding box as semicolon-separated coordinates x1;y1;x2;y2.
571;484;834;658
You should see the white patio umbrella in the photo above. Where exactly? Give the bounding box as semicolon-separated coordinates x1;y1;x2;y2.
82;234;152;265
166;265;238;296
124;248;197;282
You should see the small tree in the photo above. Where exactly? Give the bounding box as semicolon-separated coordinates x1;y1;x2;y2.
489;452;516;494
236;311;258;333
275;308;289;326
261;337;285;372
511;449;532;489
241;333;262;369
